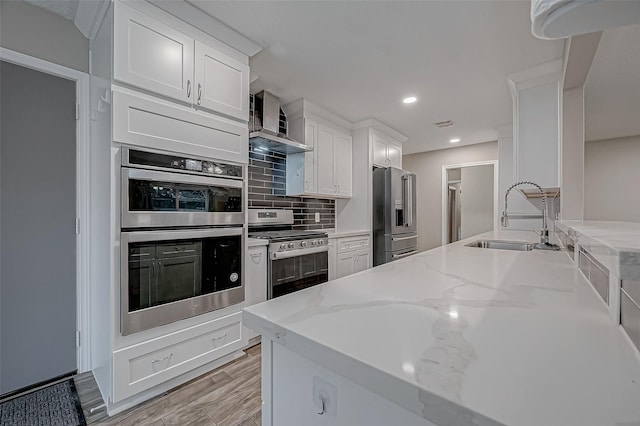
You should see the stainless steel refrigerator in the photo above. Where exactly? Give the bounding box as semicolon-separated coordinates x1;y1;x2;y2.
373;167;418;265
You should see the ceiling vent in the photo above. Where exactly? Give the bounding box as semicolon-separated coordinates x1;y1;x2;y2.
435;120;455;128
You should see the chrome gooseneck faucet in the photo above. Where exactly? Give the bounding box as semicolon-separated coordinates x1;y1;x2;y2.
501;181;559;250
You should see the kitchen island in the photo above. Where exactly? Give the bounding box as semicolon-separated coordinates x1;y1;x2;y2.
243;230;640;426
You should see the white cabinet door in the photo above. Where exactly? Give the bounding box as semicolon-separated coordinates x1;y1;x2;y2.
353;249;370;274
246;246;267;306
304;119;318;193
194;41;249;121
316;125;336;196
114;2;194;105
328;238;337;281
245;245;267;341
372;133;389;167
334;132;353;197
336;252;356;279
387;141;402;168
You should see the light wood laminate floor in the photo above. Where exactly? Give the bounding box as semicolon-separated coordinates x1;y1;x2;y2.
75;344;262;426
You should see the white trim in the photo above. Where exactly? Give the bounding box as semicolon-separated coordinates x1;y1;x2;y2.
351;118;408;142
441;160;499;246
0;48;92;373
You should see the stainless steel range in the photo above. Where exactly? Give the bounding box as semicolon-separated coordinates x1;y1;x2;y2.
248;209;329;299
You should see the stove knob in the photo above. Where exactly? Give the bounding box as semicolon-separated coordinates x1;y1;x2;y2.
318;239;325;246
301;241;307;247
280;243;287;250
288;242;295;249
311;240;317;246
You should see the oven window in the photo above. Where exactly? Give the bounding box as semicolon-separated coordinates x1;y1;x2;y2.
127;235;241;312
128;180;242;213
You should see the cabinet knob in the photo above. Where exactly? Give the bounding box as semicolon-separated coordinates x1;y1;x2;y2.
197;83;202;105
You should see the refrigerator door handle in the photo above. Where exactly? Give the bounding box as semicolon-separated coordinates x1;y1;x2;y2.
403;175;414;227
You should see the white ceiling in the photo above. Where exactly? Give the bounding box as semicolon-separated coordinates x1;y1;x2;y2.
24;0;78;21
585;24;640;142
189;0;564;154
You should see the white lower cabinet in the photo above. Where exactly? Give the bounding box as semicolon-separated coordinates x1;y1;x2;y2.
328;237;337;281
244;243;268;340
112;311;244;402
335;234;371;279
337;249;370;278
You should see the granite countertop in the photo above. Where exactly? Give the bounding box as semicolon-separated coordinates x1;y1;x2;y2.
557;220;640;280
244;230;640;426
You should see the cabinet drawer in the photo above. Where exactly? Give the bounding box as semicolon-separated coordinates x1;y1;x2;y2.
113;311;243;402
113;90;248;164
337;235;370;254
622;280;640;306
590;261;609;305
621;289;640;353
579;248;609;305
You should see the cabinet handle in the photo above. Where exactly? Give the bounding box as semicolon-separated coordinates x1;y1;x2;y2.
305;180;309;190
197;83;202;105
212;333;228;342
317;394;327;416
186;80;191;98
151;353;173;364
250;252;262;264
338;184;341;193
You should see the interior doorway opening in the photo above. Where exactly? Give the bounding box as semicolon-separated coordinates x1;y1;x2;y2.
442;161;498;245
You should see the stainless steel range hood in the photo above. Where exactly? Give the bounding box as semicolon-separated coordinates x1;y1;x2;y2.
249;131;312;154
249;91;312;154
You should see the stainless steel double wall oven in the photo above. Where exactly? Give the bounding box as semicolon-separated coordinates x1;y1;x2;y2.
120;148;245;335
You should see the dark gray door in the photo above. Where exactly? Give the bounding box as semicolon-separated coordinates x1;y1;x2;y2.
0;61;77;394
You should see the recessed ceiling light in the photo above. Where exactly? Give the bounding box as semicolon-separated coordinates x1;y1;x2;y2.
402;96;417;104
449;138;461;143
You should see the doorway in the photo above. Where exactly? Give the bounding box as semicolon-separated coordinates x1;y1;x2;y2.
0;52;89;395
442;161;498;245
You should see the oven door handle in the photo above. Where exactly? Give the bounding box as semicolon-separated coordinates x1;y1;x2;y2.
271;246;328;260
124;167;243;189
122;226;242;243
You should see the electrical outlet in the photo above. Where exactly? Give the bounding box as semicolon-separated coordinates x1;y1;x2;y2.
315;212;320;223
312;376;337;416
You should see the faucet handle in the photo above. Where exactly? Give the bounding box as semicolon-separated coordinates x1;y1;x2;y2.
500;212;509;227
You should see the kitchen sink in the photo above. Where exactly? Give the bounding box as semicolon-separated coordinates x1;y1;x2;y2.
465;240;535;251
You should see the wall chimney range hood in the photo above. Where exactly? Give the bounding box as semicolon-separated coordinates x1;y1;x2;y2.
249;91;312;154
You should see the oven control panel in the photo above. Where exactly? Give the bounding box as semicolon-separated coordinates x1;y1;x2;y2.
269;237;329;254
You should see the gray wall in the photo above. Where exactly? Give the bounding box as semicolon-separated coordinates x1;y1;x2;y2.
403;141;498;252
1;61;77;393
584;135;640;222
0;0;89;72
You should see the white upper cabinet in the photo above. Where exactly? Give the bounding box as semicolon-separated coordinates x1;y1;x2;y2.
283;100;352;199
316;125;337;195
286;119;317;196
372;131;402;168
194;41;249;121
334;132;353;196
113;2;248;122
317;124;352;198
386;141;402;168
114;2;194;105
